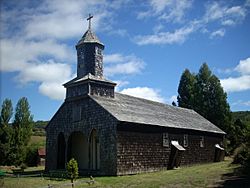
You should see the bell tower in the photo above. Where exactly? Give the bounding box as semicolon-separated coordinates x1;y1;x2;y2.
76;14;104;78
64;14;116;99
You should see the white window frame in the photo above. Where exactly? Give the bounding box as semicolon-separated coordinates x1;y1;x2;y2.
184;134;188;147
163;133;169;147
200;136;204;148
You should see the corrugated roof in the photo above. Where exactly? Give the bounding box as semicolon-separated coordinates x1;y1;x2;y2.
91;92;226;134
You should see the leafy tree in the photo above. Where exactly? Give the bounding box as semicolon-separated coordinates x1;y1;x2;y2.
13;97;34;145
193;63;231;132
0;99;13;127
232;111;250;126
67;158;79;187
229;119;249;152
177;69;195;109
177;63;231;132
0;99;13;165
10;97;34;166
193;63;212;117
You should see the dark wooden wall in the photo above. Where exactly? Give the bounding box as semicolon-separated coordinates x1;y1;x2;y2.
116;123;223;175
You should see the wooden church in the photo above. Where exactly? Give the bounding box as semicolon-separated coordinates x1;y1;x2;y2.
45;15;225;176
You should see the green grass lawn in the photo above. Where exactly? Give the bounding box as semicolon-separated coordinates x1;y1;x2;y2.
1;158;248;188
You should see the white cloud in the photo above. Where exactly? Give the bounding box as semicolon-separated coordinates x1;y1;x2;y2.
10;59;73;100
135;1;248;46
120;87;165;103
220;57;250;93
16;60;72;84
221;75;250;92
0;37;74;100
159;0;192;23
0;39;74;72
39;82;65;100
235;57;250;75
134;25;196;45
204;2;246;24
19;0;110;40
137;0;192;23
104;54;145;76
210;28;225;38
0;0;128;100
221;19;235;26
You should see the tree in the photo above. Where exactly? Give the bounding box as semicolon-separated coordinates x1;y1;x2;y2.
0;99;13;165
192;63;212;117
193;63;231;132
67;158;79;187
177;63;231;132
0;99;13;127
10;97;34;166
13;97;34;145
172;101;177;106
177;69;195;109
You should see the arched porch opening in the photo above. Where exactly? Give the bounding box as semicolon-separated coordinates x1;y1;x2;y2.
57;132;66;169
67;131;88;169
89;129;100;170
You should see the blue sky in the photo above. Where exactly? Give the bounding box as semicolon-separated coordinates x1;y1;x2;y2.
1;0;250;121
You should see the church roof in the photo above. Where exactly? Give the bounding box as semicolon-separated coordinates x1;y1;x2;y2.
64;73;116;87
76;29;103;46
91;92;225;134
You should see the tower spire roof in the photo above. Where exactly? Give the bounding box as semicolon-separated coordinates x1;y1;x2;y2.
76;14;103;47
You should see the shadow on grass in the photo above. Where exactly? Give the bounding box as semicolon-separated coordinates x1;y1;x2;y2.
9;169;68;182
216;166;250;188
13;170;44;176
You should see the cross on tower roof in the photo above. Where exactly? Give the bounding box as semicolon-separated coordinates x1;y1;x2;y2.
87;14;93;30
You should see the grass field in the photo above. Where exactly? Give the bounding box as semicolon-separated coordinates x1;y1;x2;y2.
1;158;249;188
29;135;46;147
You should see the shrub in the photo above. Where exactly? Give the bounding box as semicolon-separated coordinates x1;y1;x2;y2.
233;144;248;164
233;142;250;176
25;144;39;166
66;158;78;187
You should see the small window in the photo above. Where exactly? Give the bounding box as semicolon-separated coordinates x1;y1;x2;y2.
184;134;188;147
200;136;204;148
163;133;169;147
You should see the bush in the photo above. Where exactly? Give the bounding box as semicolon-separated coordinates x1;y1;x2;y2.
233;142;250;176
66;158;78;187
233;144;249;164
25;144;39;167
